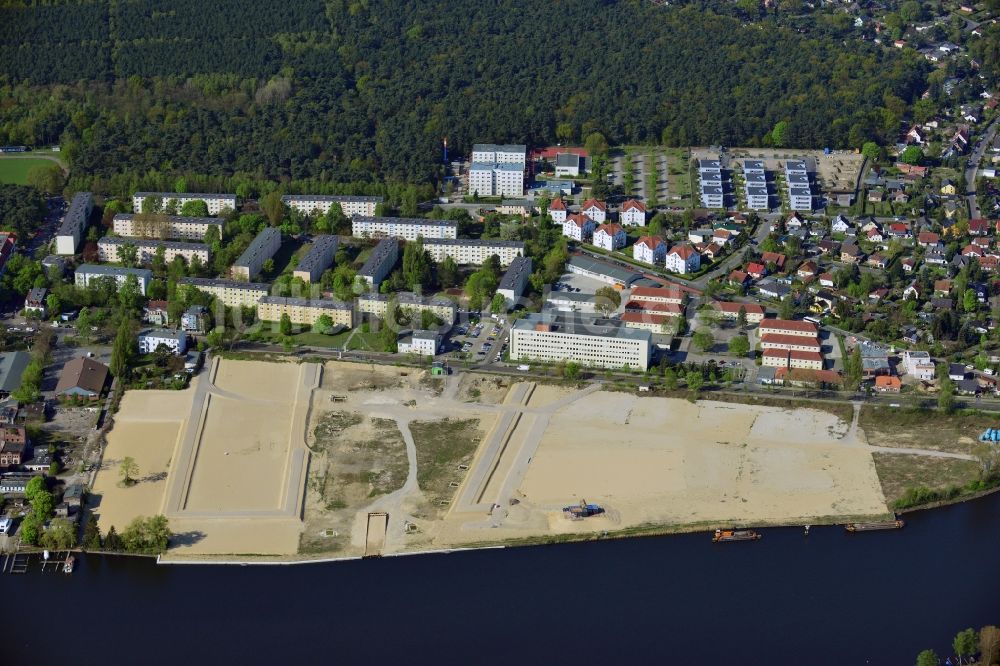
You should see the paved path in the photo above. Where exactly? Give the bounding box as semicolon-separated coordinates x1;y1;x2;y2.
966;117;1000;219
867;445;977;461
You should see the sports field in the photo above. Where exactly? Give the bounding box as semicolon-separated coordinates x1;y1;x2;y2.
0;157;62;184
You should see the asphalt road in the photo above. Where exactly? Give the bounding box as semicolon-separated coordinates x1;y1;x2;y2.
966;117;1000;219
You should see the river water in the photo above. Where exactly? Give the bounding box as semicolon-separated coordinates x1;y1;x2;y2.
7;494;1000;665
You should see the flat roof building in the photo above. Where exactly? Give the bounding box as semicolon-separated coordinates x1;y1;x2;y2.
97;236;210;266
257;296;354;328
178;277;270;309
0;351;30;397
422;238;524;266
351;216;457;241
132;192;237;216
398;330;442;356
357;292;456;325
293;235;339;283
510;312;652;371
112;213;223;241
468;162;525;198
471;144;527;164
280;195;382;218
357;238;399;290
566;255;642;287
496;256;532;311
75;264;152;295
232;227;281;281
55;192;93;255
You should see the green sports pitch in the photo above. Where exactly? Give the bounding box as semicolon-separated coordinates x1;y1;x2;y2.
0;157;62;185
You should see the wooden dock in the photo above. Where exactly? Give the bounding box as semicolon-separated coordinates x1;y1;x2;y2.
2;552;30;574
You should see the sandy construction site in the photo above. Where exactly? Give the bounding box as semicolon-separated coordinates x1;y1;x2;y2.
91;357;315;558
94;358;892;560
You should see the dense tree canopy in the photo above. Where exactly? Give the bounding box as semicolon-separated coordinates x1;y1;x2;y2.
0;1;929;187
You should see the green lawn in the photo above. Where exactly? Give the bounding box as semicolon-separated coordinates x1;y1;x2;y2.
0;157;62;185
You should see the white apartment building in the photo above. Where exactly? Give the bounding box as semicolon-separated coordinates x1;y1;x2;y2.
257;296;354;328
620;199;646;226
75;265;152;295
761;348;824;370
132;192;237;216
902;350;936;381
700;185;724;208
581;199;607;223
280;195;382;217
743;159;766;176
562;214;595;242
785;161;813;211
357;238;399;290
357;292;456;325
510;312;652;371
665;244;701;274
232;227;281;281
112;213;224;241
746;185;769;210
178;277;270;309
351;216;457;241
422;238;524;266
632;236;667;266
496;256;532;311
468;162;525;197
593;224;626;252
292;235;339;283
699;159;726;209
759;333;822;352
55;192;93;255
398;330;441;356
471;143;526;164
137;329;187;356
98;237;210;266
758;319;818;338
548;198;568;224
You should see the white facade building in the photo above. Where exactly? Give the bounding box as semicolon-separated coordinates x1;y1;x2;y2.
421;238;524;266
665;244;701;274
471;144;527;164
280;195;382;217
55;192;93;255
593;224;626;252
398;330;441;356
137;329;187;355
902;350;936;381
496;256;532;311
98;237;210;266
75;265;152;295
581;199;607;223
112;213;224;241
562;214;595;242
132;192;237;216
548;198;568;224
351;216;457;241
510;313;652;371
468;162;525;197
620;199;646;226
632;236;667;266
178;277;270;309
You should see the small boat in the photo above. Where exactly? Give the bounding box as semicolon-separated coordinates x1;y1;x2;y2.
63;555;75;574
844;520;905;532
713;529;761;543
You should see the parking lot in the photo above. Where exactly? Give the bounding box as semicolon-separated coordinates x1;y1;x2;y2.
445;315;510;365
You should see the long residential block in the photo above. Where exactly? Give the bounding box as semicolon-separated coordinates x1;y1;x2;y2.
358;238;399;290
511;312;651;371
281;195;382;218
98;236;210;266
293;235;339;283
55;192;93;255
257;296;354;328
232;227;281;281
132;192;237;216
178;277;270;309
112;213;224;241
758;318;818;338
357;292;456;325
496;256;532;310
351;216;457;241
75;265;152;295
422;238;524;266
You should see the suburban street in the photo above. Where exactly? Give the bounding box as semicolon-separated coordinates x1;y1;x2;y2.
965;116;1000;219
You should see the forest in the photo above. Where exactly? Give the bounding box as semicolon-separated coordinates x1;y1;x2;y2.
0;0;930;188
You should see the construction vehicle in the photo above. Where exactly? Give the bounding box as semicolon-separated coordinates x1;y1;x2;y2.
563;499;604;520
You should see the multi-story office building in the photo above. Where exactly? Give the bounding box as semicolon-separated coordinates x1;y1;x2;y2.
422;238;524;266
231;227;281;281
292;235;339;283
97;237;210;266
112;213;224;241
351;216;457;241
55;192;93;255
398;330;442;356
510;312;652;371
357;292;456;325
75;265;152;295
178;277;270;309
357;238;399;290
470;144;527;164
468;162;525;197
496;256;532;311
132;192;237;216
280;195;382;218
257;296;354;328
